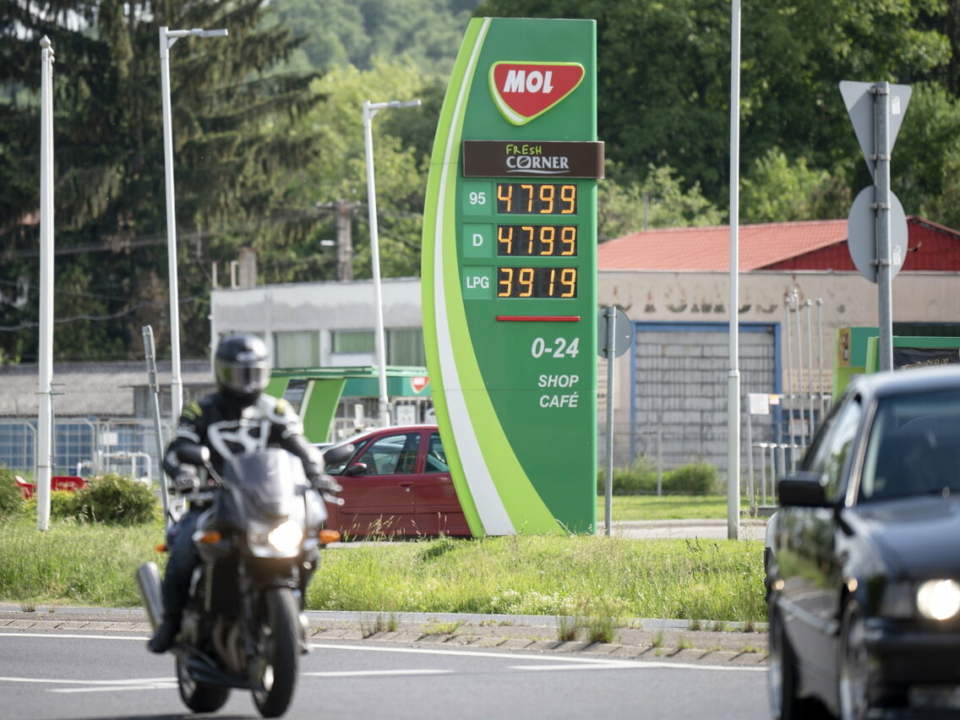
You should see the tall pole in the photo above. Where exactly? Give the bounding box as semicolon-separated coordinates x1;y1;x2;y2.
362;98;421;427
783;294;795;473
875;82;894;372
603;307;617;537
159;26;227;425
727;0;742;540
37;37;55;531
792;290;804;447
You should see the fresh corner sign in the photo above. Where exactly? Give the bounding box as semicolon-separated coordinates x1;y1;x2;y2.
422;17;601;536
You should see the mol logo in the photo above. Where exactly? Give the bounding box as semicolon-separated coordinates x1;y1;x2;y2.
489;62;585;126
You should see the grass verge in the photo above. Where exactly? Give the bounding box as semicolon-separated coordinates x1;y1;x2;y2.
0;519;766;624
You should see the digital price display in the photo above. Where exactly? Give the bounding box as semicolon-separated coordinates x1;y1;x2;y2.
496;182;577;215
497;225;577;257
497;267;578;298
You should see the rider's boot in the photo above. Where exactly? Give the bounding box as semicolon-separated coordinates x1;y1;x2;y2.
147;614;181;654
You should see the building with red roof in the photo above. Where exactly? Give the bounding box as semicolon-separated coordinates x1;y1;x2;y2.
597;216;960;477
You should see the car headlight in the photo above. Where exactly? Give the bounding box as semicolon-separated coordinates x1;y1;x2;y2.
917;580;960;621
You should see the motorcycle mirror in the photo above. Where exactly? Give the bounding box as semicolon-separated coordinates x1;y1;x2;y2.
177;443;210;467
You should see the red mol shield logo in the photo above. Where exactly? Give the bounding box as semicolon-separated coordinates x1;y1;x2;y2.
410;376;429;394
489;62;584;126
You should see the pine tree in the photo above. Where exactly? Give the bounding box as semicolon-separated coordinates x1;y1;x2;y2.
0;0;323;361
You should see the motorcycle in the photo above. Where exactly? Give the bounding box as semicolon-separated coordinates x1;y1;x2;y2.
137;443;350;718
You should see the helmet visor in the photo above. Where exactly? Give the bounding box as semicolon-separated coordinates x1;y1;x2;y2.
217;362;270;396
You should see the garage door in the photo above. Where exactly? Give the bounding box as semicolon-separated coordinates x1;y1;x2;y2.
632;322;780;474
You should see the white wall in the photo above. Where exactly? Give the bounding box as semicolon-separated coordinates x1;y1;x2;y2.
211;278;423;367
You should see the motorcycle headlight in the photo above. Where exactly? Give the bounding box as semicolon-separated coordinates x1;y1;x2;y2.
918;580;960;621
248;519;304;558
267;520;304;555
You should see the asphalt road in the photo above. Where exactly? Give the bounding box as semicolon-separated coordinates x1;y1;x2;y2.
0;630;768;720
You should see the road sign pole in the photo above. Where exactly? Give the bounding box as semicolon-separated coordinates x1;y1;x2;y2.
875;82;894;372
603;307;616;538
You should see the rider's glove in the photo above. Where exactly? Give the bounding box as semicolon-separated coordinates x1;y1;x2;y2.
171;467;200;495
310;473;342;494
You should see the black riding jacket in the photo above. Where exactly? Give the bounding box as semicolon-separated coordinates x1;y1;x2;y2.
162;392;323;484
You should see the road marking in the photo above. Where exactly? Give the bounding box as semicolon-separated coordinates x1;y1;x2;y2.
513;662;765;673
51;682;178;694
0;675;178;693
0;633;764;673
303;669;452;678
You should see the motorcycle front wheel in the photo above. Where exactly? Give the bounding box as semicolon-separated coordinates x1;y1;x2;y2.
249;587;299;718
176;656;230;713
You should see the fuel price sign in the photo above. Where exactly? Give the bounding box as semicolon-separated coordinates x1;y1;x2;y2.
422;18;601;536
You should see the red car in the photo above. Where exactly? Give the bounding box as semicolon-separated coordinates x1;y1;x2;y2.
321;425;470;537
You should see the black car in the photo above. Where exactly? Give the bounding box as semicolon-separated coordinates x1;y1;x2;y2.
766;365;960;720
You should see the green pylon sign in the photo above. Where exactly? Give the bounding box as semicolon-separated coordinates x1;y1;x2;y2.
422;17;602;536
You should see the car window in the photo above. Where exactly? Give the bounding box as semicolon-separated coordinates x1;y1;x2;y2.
861;388;960;501
358;433;421;475
425;433;449;473
803;394;862;500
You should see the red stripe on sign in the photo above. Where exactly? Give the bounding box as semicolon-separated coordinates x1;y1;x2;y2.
496;316;580;322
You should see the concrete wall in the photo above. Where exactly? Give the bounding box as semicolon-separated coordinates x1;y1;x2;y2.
211;278;423;367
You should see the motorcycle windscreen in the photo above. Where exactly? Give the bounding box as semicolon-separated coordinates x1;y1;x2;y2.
225;449;306;519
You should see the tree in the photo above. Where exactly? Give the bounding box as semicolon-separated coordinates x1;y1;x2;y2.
282;59;442;282
740;149;851;223
474;0;951;209
268;0;482;74
599;165;722;241
0;0;323;361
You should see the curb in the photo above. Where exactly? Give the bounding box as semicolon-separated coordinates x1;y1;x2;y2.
0;606;768;667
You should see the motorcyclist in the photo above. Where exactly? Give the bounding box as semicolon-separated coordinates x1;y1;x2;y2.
148;333;338;654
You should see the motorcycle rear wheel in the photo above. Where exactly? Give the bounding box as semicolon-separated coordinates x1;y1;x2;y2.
250;587;299;718
176;657;230;713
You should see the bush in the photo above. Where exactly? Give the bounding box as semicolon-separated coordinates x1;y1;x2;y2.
0;465;24;520
72;473;157;525
663;462;719;495
24;490;81;520
597;459;719;496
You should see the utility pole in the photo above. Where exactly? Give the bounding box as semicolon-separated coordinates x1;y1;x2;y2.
335;200;355;281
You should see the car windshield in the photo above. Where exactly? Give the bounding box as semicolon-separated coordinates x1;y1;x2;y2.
860;388;960;502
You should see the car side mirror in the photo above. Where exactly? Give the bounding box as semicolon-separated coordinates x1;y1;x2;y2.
343;463;368;477
323;443;355;466
778;471;830;508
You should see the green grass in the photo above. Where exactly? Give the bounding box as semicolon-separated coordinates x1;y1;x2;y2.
598;495;731;521
0;515;767;624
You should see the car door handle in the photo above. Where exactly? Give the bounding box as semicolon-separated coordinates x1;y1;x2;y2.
400;482;413;490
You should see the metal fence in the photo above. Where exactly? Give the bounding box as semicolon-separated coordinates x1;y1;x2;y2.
0;418;171;484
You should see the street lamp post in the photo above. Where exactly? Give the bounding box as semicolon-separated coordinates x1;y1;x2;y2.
159;26;227;425
362;98;421;427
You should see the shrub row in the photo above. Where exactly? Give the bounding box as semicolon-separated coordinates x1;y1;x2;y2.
0;466;157;525
597;458;719;496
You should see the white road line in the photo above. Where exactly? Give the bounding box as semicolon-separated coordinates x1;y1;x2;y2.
0;676;173;686
0;632;146;642
303;669;452;678
51;682;178;694
0;633;764;674
513;662;766;673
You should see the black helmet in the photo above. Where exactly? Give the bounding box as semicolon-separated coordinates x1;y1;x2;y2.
214;334;270;405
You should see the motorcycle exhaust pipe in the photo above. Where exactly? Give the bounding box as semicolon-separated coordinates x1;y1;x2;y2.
136;562;164;631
